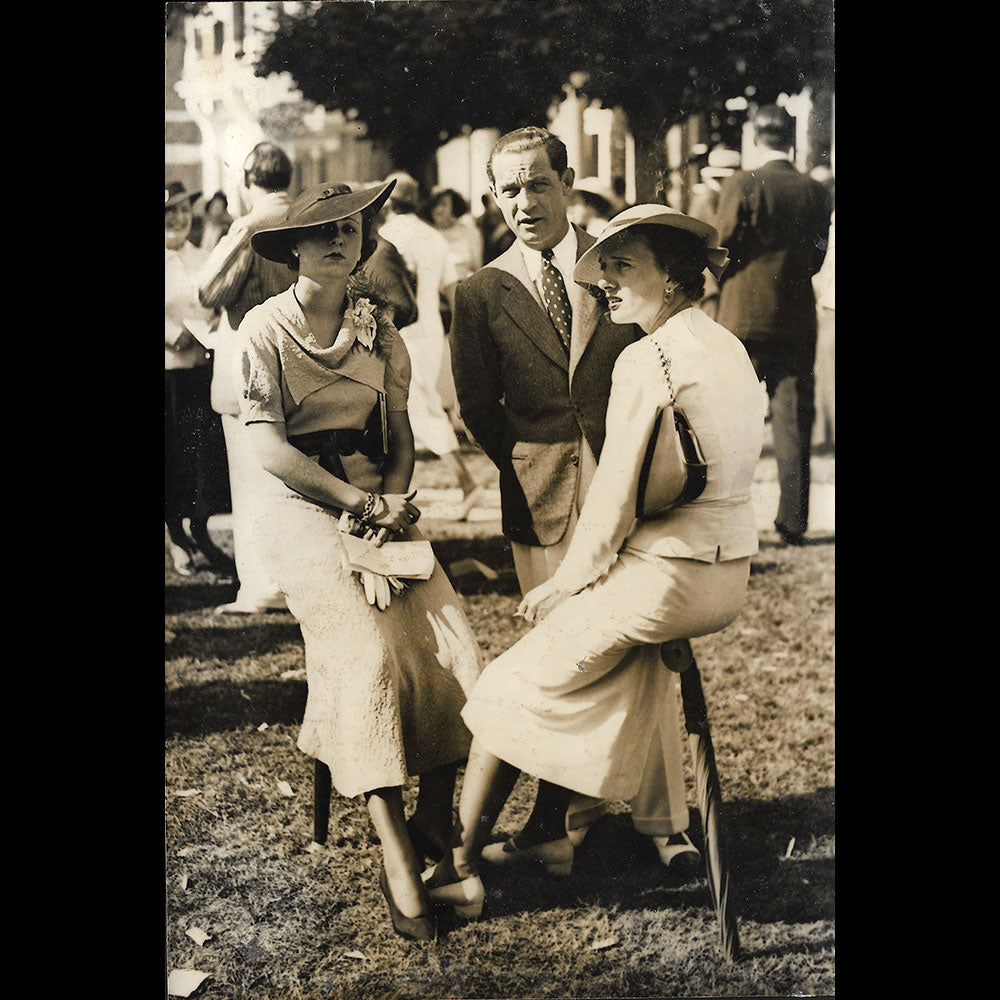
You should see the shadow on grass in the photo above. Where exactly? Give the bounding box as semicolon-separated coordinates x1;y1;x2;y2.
165;580;238;614
455;787;834;937
167;622;303;663
165;676;307;737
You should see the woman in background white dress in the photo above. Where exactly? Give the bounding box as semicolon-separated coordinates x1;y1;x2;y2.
238;179;483;942
421;205;764;921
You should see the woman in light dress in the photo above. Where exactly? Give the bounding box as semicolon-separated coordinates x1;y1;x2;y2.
421;205;765;921
237;179;483;941
164;181;234;578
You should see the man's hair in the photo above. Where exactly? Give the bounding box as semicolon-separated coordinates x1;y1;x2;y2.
244;141;293;192
752;105;795;151
486;127;568;186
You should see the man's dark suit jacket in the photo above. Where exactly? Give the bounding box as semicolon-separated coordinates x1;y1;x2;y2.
365;236;418;330
451;226;639;547
714;159;831;346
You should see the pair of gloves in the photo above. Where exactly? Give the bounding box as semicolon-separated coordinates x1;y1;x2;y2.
339;511;407;612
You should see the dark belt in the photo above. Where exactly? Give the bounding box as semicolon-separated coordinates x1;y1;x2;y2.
287;428;365;479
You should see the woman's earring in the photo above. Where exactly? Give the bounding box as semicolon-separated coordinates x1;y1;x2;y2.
663;285;675;302
291;248;299;258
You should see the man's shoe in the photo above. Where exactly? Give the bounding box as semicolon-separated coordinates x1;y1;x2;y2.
480;835;574;877
650;831;701;868
775;522;806;546
565;822;593;849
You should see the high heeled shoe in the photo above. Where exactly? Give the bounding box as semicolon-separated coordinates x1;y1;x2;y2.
378;866;437;942
421;864;485;921
480;834;574;877
650;831;701;868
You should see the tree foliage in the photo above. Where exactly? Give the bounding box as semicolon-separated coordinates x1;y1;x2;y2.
255;0;833;173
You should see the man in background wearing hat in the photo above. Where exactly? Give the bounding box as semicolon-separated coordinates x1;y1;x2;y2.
379;172;480;516
713;105;831;545
197;141;295;614
449;126;699;869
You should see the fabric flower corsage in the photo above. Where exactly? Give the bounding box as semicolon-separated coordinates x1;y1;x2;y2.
352;298;378;351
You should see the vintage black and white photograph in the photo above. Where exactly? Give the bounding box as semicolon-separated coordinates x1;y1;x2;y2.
164;2;835;996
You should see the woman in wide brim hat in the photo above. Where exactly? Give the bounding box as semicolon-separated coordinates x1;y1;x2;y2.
164;180;234;578
235;179;484;942
422;204;765;920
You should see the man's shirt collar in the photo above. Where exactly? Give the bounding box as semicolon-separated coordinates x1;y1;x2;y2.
519;224;578;284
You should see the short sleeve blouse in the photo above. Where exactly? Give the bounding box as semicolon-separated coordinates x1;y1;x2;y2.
236;287;409;436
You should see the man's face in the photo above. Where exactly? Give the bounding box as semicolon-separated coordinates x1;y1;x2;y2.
490;146;573;251
165;202;192;250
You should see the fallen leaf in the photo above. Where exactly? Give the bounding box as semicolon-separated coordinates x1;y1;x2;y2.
760;665;778;672
186;926;211;946
237;774;250;786
257;722;269;732
167;969;211;997
277;780;295;797
734;693;750;702
179;873;189;890
591;935;619;951
240;689;252;702
280;668;307;680
306;841;326;854
174;789;201;797
344;951;367;961
784;837;796;859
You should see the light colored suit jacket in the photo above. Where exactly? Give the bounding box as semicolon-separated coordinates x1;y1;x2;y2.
550;307;765;594
451;226;640;546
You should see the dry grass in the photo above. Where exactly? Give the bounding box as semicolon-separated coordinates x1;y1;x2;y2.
165;452;834;999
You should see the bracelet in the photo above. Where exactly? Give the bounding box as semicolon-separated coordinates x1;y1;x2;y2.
359;492;377;523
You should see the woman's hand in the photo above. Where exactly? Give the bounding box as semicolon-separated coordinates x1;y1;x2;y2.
516;578;569;625
367;489;421;543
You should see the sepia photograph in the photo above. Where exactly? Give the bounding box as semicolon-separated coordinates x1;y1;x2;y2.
164;2;835;997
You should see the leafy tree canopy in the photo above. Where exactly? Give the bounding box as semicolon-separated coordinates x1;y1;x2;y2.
255;0;833;173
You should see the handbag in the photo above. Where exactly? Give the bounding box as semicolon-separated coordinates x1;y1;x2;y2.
635;338;708;518
359;391;390;471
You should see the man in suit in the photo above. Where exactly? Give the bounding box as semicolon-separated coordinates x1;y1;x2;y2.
714;106;832;544
450;126;698;868
198;141;296;614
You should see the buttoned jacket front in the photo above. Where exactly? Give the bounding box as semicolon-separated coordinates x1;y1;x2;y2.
451;225;639;546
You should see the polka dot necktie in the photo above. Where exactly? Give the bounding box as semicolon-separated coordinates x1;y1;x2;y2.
540;248;572;353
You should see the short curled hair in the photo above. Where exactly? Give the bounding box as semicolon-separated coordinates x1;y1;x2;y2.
243;141;293;192
425;187;469;221
625;224;708;300
285;183;380;274
486;127;569;186
585;224;709;309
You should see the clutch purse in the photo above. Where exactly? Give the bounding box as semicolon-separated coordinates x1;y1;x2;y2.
339;530;435;580
635;339;708;519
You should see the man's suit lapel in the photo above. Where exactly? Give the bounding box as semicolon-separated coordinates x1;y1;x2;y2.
568;226;601;384
487;242;568;372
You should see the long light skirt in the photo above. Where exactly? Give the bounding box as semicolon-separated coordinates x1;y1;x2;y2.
462;549;750;802
249;476;483;799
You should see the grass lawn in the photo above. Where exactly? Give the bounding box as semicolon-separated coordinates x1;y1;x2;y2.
165;452;834;999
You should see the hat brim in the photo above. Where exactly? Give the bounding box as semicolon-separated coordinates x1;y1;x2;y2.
574;205;730;285
165;190;201;210
251;180;396;264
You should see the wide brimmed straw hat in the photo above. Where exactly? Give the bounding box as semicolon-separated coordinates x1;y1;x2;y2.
165;181;201;210
251;179;396;264
574;204;730;285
